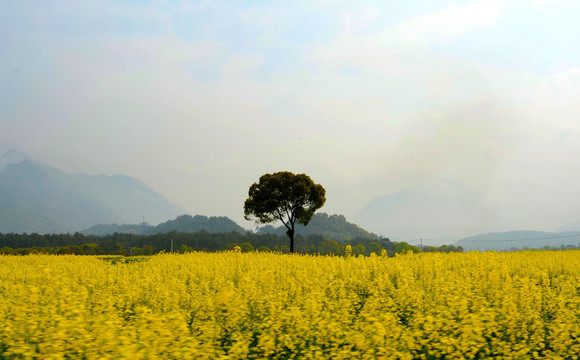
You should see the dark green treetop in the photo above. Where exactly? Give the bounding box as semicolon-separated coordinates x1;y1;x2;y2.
244;171;326;253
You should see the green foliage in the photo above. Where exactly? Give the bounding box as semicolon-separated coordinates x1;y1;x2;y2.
180;244;194;253
0;231;471;257
317;238;340;255
244;171;326;253
258;246;271;252
149;215;245;235
395;241;419;254
421;244;465;253
239;242;254;253
368;242;382;255
244;172;326;226
257;213;378;242
83;214;245;236
352;244;366;256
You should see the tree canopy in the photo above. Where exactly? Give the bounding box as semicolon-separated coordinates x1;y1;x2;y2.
244;171;326;253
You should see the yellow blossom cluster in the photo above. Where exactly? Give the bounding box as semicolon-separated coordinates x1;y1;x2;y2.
0;251;578;359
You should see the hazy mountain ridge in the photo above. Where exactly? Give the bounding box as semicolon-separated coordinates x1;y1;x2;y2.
256;213;378;242
556;221;580;232
456;230;580;251
4;150;579;244
0;149;29;170
145;214;245;235
355;180;504;242
82;214;246;236
84;213;376;241
0;150;185;233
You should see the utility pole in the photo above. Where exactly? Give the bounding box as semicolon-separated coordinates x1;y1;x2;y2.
420;238;423;252
171;238;174;253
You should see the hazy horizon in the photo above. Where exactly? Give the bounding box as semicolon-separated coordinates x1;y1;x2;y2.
2;0;580;238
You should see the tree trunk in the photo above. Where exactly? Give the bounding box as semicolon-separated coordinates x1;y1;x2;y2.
286;228;295;254
284;220;296;254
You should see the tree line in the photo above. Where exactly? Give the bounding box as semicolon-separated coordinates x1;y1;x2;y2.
0;231;464;256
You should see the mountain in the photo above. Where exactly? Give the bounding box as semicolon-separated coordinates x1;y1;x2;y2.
256;213;378;242
0;149;29;170
80;223;151;236
456;230;580;251
0;150;185;233
355;180;504;242
145;214;245;235
556;221;580;232
82;214;245;236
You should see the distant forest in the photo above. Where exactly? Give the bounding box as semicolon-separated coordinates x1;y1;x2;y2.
0;231;465;256
82;213;379;243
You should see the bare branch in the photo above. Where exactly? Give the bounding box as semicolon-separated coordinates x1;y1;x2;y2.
274;210;291;231
283;203;293;226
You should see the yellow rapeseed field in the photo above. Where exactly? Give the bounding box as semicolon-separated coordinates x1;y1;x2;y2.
0;251;578;359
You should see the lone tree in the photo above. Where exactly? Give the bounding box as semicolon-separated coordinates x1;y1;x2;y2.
244;171;326;253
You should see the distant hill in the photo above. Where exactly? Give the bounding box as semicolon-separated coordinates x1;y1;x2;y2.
456;230;580;251
82;214;246;236
556;221;580;232
80;223;151;236
256;213;378;242
355;180;504;242
0;149;28;170
145;215;245;235
0;150;185;233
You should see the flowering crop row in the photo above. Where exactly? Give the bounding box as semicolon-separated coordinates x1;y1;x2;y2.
0;251;578;359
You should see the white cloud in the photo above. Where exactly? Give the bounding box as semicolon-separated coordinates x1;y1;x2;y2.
392;0;506;44
340;5;379;33
309;0;508;98
531;0;568;6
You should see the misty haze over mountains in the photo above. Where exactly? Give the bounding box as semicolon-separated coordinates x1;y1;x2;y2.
1;149;579;251
356;180;505;242
0;150;184;233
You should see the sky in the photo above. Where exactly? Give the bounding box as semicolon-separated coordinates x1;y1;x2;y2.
1;0;580;234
